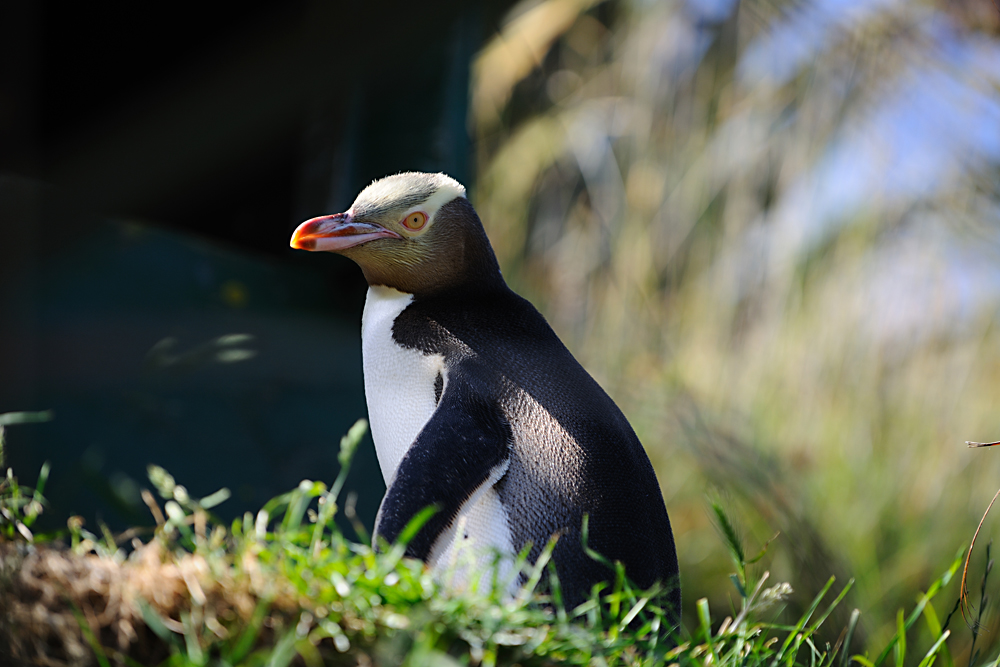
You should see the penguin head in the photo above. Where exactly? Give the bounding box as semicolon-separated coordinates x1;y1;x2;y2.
291;172;502;295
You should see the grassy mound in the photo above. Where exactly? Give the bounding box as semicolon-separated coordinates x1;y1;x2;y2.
0;420;961;667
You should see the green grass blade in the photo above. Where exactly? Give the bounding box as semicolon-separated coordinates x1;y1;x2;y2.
281;480;323;535
922;596;955;667
33;460;50;499
873;555;963;667
68;602;112;667
621;596;650;630
698;597;721;666
225;598;270;663
331;419;367;501
809;579;855;635
265;627;299;667
180;611;205;665
518;533;560;605
917;630;951;667
894;609;906;667
840;609;861;667
772;576;836;667
547;561;568;625
396;504;438;547
580;514;613;568
198;487;230;509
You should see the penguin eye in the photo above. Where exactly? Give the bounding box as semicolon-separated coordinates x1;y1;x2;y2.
402;211;427;231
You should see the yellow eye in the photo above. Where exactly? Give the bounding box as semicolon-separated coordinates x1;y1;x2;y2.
402;211;427;230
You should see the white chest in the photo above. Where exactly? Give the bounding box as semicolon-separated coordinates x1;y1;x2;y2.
360;286;516;594
361;286;444;484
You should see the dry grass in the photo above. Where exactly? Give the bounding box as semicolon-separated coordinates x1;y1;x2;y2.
0;541;296;666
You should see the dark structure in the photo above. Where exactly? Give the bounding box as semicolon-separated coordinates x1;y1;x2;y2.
0;1;515;531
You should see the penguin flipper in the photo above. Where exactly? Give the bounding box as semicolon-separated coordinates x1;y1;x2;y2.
372;365;511;560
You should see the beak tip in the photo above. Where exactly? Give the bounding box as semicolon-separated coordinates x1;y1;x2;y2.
290;217;324;250
290;236;316;251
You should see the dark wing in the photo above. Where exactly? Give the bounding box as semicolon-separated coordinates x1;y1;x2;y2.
372;359;511;560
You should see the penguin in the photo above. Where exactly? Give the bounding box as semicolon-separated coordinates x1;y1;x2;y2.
290;172;680;614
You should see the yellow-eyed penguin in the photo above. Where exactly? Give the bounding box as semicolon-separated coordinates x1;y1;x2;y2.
290;172;679;613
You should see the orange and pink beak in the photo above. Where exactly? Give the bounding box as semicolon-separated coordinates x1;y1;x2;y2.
290;212;401;252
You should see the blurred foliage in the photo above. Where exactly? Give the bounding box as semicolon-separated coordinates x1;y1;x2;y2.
471;0;1000;656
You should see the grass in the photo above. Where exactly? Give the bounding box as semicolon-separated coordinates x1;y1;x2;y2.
0;416;980;667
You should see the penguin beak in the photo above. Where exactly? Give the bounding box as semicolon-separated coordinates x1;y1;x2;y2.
290;213;402;252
